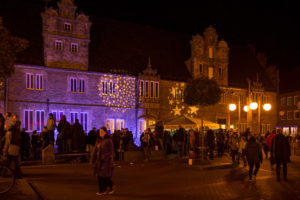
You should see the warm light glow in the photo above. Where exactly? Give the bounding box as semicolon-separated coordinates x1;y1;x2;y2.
263;104;271;111
230;125;234;129
229;104;236;111
243;105;249;112
250;102;258;110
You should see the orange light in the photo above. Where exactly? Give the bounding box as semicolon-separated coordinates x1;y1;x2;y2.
263;104;271;111
243;105;249;112
229;104;236;111
250;102;258;110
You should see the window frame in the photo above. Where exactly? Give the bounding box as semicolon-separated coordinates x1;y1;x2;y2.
24;110;34;131
26;73;34;90
35;74;43;90
64;22;72;32
281;97;287;106
150;81;154;98
70;77;77;93
71;42;78;53
106;119;115;134
116;119;125;131
287;110;293;120
80;112;88;131
139;80;144;97
294;110;300;120
35;110;45;132
55;40;63;51
79;78;85;93
155;82;159;98
287;96;293;106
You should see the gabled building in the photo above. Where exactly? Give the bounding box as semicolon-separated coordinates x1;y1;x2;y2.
0;0;279;144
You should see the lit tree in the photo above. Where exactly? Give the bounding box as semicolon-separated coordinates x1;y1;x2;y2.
0;17;28;112
184;76;222;159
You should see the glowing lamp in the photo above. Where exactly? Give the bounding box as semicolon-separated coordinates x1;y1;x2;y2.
229;104;236;111
263;104;271;111
243;106;249;112
230;125;234;129
250;102;258;110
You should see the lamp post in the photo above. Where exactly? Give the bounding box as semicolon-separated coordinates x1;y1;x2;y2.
249;101;271;136
228;103;236;129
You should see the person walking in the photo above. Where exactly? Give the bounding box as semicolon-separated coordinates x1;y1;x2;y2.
271;129;291;181
141;128;151;162
91;127;115;196
20;128;30;161
71;119;84;152
217;129;225;157
267;130;276;169
238;136;247;167
245;136;263;181
87;127;97;157
229;131;239;166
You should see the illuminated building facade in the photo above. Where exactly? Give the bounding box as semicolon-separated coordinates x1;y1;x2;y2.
0;0;279;144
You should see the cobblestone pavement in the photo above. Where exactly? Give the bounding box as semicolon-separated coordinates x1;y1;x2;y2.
3;155;300;200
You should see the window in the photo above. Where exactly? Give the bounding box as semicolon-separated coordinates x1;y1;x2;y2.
145;81;149;97
109;82;115;94
181;89;185;101
35;74;43;90
219;67;222;76
287;111;293;120
79;79;85;93
174;88;179;100
208;47;213;58
55;40;63;51
294;96;299;105
26;73;34;89
59;111;64;121
287;96;293;106
139;120;147;135
71;43;78;53
70;112;79;124
139;80;144;97
280;111;287;120
70;78;77;92
199;64;203;73
80;113;88;131
24;110;33;131
106;119;115;134
35;110;45;132
150;81;154;98
208;67;214;79
64;22;72;32
295;110;300;120
155;82;159;98
263;95;269;104
102;80;116;95
116;119;125;131
281;97;286;106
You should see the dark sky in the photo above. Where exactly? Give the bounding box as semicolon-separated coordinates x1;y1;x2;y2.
3;0;300;72
74;0;300;72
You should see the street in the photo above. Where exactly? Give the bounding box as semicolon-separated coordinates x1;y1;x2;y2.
2;155;299;200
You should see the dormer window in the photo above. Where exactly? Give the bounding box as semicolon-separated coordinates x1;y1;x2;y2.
71;43;78;53
209;47;213;59
55;40;63;51
64;22;72;32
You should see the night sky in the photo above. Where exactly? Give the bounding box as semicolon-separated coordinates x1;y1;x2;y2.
2;0;300;72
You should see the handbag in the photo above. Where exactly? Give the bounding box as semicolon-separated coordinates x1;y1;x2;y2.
8;144;20;156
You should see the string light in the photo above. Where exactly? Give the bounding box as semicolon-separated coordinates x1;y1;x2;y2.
98;74;136;113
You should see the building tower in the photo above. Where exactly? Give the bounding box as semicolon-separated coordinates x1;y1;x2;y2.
187;26;229;86
41;0;92;70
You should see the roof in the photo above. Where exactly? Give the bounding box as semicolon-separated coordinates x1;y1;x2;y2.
0;0;277;88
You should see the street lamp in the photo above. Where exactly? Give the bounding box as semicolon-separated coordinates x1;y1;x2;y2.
263;103;271;111
243;105;249;112
250;102;258;110
229;104;237;111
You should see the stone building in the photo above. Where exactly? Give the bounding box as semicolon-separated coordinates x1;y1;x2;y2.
0;0;279;145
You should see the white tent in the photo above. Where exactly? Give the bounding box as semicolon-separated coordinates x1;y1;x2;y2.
163;115;220;130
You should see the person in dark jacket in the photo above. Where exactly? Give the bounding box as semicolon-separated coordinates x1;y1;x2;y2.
57;115;71;153
91;127;115;195
245;136;263;181
71;119;84;152
206;129;215;160
87;128;97;157
271;129;291;181
31;130;41;160
173;127;185;158
20;128;30;161
112;130;121;160
217;129;225;157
